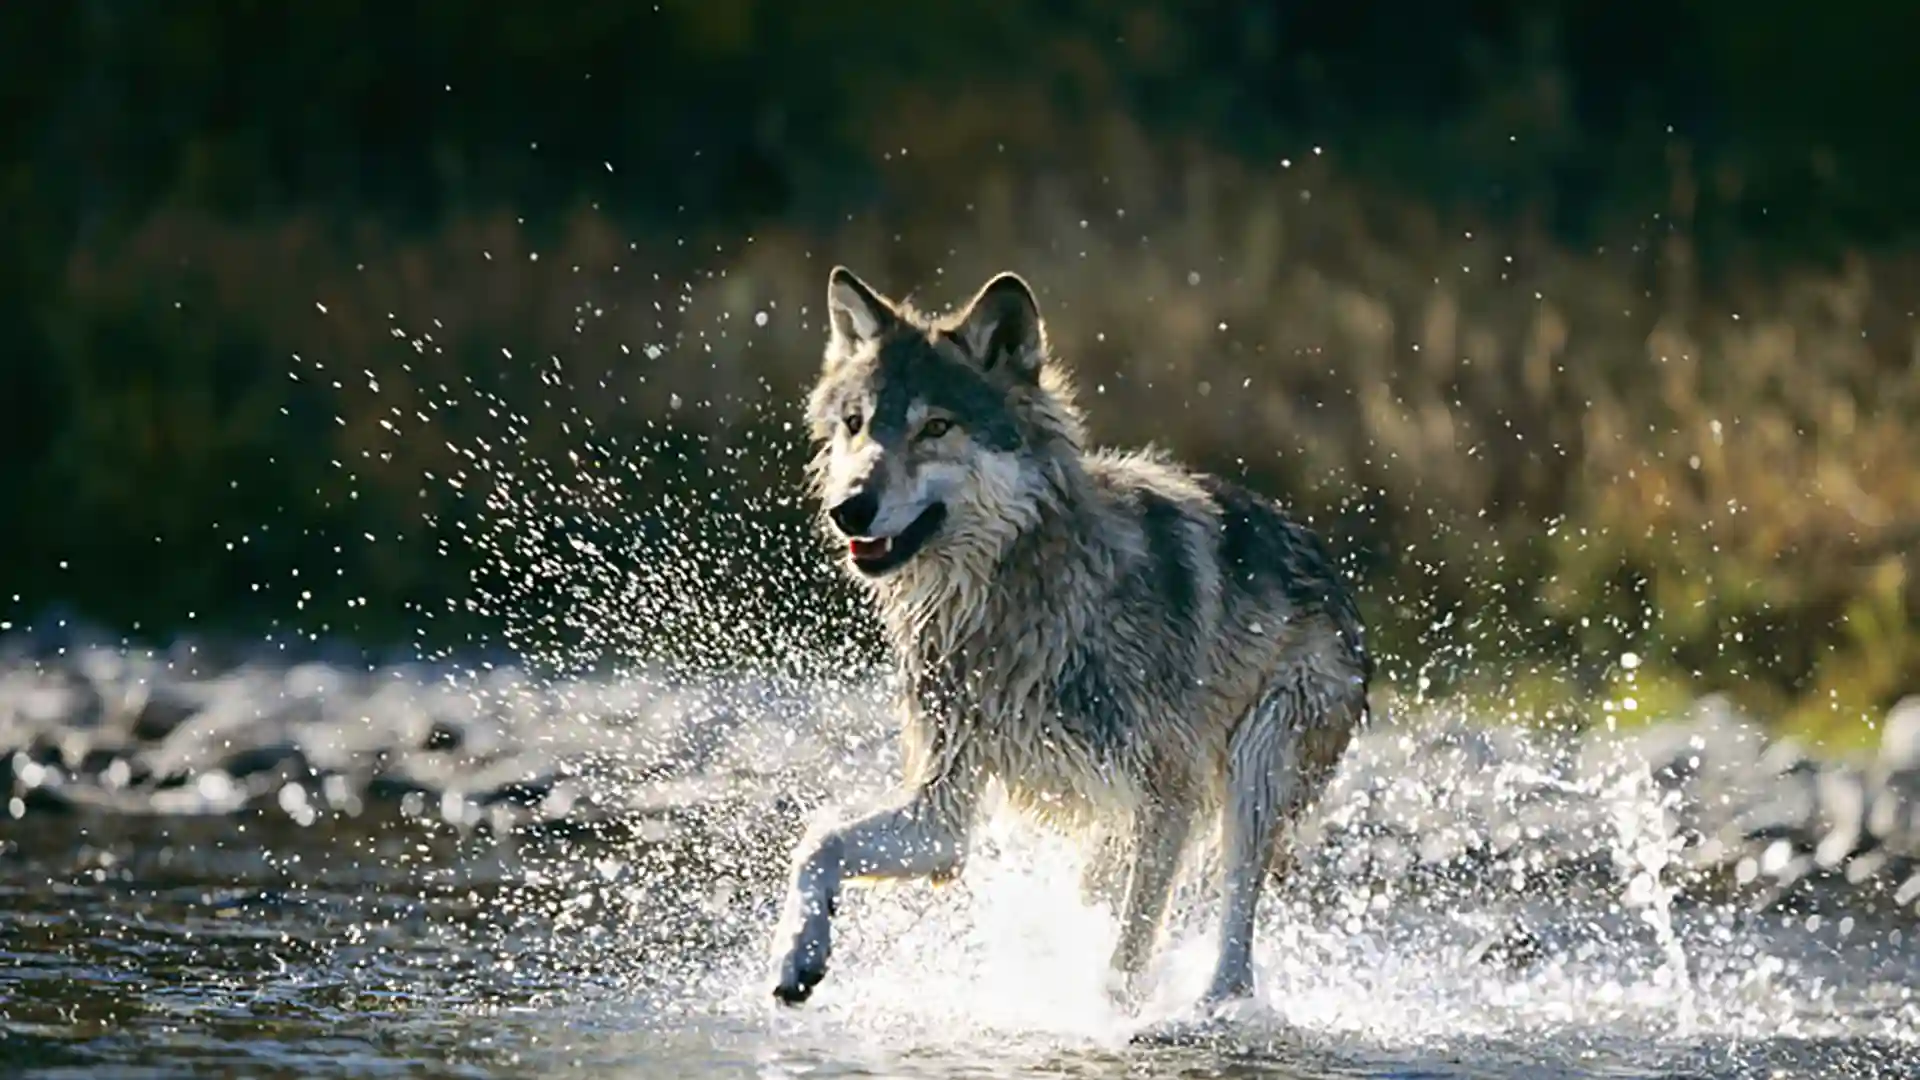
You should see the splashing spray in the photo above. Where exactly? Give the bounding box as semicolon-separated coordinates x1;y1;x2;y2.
1605;763;1698;1037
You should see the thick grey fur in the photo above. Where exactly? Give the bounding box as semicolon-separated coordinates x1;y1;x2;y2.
771;266;1373;1013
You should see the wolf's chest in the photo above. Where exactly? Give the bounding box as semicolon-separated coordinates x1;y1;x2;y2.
903;652;1145;814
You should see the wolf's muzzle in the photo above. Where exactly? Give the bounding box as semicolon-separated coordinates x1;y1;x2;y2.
828;491;880;537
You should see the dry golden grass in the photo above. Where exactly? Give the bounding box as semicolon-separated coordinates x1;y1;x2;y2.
48;116;1920;736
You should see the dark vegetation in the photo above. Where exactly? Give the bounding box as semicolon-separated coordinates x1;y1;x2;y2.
4;1;1918;738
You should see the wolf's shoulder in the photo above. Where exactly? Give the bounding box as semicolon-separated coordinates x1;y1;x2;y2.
1082;446;1213;511
1084;448;1363;638
1082;448;1304;539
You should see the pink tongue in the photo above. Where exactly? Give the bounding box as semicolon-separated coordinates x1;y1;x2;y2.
850;537;889;559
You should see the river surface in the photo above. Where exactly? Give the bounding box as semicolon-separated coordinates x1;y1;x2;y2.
3;651;1919;1079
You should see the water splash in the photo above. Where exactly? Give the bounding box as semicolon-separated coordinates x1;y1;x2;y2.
226;287;1920;1077
7;628;1920;1076
1603;762;1699;1038
528;783;1917;1078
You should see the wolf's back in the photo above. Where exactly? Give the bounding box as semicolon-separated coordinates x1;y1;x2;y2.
1192;473;1372;685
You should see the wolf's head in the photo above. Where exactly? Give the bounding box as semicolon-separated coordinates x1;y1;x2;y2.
805;267;1084;581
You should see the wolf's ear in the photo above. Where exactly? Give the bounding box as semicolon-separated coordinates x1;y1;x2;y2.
953;272;1045;381
826;266;895;348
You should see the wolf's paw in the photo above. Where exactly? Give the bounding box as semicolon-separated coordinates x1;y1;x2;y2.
1102;969;1145;1015
771;926;832;1006
1198;967;1255;1014
1126;1013;1234;1048
1198;976;1259;1014
772;964;824;1006
1200;989;1260;1026
1128;991;1258;1047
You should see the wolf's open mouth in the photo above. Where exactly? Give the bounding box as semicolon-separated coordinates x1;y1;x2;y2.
848;502;946;575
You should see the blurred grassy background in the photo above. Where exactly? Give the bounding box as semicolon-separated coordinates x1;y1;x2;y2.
3;1;1917;744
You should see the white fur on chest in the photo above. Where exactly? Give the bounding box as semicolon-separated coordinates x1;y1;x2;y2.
896;653;1149;831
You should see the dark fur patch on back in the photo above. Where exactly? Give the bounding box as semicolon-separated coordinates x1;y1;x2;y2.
1138;490;1200;629
1197;475;1373;686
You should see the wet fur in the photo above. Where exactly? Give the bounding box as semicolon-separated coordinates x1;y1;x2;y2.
772;267;1373;1011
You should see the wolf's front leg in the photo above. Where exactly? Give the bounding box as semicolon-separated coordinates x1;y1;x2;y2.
1106;803;1192;1007
771;787;969;1004
1078;825;1129;913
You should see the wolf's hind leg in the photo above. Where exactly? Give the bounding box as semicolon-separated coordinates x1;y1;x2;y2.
1203;695;1293;1007
1203;683;1357;1009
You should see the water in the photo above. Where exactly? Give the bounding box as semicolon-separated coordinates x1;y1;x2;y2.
4;659;1918;1079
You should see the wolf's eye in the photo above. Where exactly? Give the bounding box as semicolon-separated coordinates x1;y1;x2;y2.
844;414;863;436
918;417;954;440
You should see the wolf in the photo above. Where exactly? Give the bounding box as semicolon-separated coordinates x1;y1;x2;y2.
769;266;1372;1013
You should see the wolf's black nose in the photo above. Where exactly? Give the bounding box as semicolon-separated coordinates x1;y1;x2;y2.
829;491;879;536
